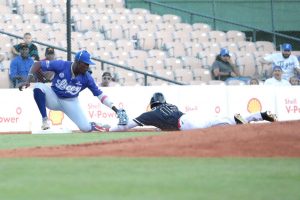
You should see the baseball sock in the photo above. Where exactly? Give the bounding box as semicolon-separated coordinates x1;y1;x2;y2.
33;88;47;119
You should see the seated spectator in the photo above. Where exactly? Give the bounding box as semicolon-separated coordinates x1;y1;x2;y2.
211;48;241;81
43;47;56;61
264;66;291;86
99;72;117;87
289;76;299;86
260;43;300;81
38;47;56;82
9;43;34;88
249;78;260;85
11;32;40;61
211;48;250;84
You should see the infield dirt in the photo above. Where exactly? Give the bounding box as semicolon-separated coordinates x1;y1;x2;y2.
0;120;299;158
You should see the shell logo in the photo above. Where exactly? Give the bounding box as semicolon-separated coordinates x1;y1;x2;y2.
247;98;262;113
48;110;64;125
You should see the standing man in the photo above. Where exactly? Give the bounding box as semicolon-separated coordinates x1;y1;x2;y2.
11;32;40;61
9;43;34;88
18;50;128;132
98;92;277;132
260;43;300;80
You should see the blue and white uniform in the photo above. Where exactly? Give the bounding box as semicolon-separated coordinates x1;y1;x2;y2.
35;60;103;132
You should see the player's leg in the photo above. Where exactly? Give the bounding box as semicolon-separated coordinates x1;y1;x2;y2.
59;97;92;132
243;111;277;123
33;83;60;130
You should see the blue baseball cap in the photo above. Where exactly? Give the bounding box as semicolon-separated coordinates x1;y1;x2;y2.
282;43;292;51
75;50;95;65
220;48;230;56
273;65;282;71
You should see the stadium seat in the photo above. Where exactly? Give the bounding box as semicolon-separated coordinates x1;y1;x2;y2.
164;57;183;70
164;42;186;58
162;14;181;24
190;31;210;43
255;41;275;52
144;58;165;71
115;39;135;51
208;30;227;43
183;42;204;57
226;30;246;42
192;68;212;82
192;23;212;32
173;68;194;83
147;49;167;59
181;56;203;69
136;30;156;50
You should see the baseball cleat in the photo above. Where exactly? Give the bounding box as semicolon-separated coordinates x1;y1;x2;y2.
41;118;50;130
91;122;110;132
261;111;278;122
234;113;247;124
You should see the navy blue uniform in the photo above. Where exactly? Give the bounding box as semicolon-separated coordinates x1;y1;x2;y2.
133;103;184;131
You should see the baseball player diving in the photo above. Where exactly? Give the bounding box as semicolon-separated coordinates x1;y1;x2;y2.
98;92;277;132
18;50;128;132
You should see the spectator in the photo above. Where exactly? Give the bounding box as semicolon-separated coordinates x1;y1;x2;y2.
264;66;291;86
99;71;115;87
11;32;40;61
9;43;34;88
39;47;56;82
260;43;300;81
211;48;241;81
249;78;260;85
43;47;56;61
289;76;299;86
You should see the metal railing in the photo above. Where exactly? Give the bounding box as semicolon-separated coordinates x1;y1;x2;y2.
0;30;186;86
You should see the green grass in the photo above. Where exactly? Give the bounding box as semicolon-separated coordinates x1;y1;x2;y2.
0;134;299;200
0;132;158;149
0;158;299;200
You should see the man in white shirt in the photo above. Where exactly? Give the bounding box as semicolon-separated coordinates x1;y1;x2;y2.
260;43;300;81
264;65;291;86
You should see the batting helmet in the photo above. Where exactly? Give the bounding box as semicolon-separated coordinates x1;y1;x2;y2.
150;92;166;109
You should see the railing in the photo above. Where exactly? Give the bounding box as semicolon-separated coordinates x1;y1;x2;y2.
0;30;186;86
143;0;300;49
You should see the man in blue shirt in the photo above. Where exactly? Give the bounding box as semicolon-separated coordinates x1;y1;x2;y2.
9;43;34;88
18;50;128;132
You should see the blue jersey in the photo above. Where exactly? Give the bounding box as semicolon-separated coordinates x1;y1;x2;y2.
40;60;102;98
133;103;184;131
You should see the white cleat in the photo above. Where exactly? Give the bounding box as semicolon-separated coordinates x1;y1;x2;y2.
41;118;50;130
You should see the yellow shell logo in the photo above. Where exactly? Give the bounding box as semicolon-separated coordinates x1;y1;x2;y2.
48;110;64;125
247;98;262;113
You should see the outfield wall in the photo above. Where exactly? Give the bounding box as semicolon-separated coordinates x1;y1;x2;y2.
0;85;300;133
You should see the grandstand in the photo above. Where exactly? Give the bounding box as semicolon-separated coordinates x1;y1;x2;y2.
0;0;299;87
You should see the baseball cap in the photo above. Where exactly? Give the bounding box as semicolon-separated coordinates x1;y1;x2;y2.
220;48;230;56
273;65;282;71
282;43;292;51
75;50;95;65
102;72;112;77
45;47;55;55
19;43;29;49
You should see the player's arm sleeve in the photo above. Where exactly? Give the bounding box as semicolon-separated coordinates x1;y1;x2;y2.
260;54;273;63
109;119;139;132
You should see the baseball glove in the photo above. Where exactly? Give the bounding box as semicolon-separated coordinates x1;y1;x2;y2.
117;109;128;125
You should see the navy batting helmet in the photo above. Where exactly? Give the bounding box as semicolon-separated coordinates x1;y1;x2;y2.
150;92;166;109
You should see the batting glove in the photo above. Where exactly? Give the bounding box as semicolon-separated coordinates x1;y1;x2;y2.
117;109;128;125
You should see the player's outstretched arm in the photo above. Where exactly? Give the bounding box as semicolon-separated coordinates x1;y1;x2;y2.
109;119;139;132
97;93;129;125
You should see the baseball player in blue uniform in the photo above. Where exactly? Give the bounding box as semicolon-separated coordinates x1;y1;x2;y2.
18;50;128;132
100;92;277;132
